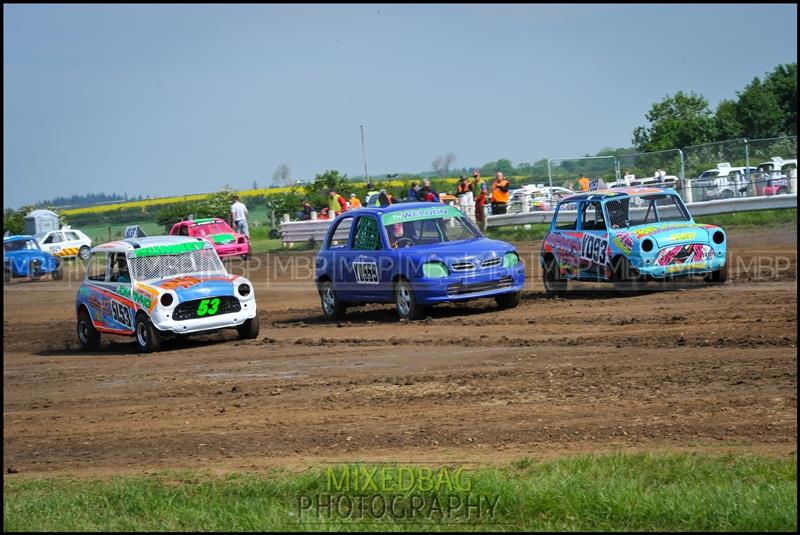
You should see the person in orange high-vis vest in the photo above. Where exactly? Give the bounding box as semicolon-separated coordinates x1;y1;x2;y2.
491;172;511;215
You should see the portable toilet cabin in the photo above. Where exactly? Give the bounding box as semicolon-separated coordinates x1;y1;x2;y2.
24;209;60;235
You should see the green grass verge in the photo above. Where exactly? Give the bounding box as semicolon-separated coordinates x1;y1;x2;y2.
4;452;796;531
484;208;797;243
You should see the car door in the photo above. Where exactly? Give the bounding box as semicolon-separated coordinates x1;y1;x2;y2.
42;232;64;256
544;201;582;278
83;252;134;334
62;231;83;256
322;216;358;301
350;214;389;301
577;201;610;280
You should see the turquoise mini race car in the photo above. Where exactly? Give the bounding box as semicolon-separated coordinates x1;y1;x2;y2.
541;187;727;295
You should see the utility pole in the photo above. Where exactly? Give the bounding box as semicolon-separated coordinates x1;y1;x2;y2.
360;125;370;184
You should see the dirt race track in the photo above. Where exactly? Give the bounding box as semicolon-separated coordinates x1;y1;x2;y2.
3;227;797;477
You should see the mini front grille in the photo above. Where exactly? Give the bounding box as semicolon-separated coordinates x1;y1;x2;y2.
172;296;241;321
450;262;476;271
481;258;502;268
447;276;514;296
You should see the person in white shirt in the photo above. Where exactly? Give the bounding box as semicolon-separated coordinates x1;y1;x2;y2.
230;196;249;238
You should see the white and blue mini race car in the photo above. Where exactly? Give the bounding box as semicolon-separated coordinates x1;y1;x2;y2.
75;236;258;352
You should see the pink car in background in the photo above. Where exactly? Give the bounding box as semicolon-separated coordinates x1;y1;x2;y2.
169;218;250;260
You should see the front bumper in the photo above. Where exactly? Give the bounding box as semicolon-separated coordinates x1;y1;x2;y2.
412;265;525;304
150;299;257;334
632;250;726;278
215;244;249;257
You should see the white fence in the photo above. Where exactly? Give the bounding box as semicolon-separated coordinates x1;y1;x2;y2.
279;194;797;243
485;193;797;228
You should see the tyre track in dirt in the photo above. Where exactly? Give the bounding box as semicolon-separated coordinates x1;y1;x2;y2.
3;228;797;476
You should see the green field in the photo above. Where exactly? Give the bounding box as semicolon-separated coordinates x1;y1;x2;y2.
3;453;795;531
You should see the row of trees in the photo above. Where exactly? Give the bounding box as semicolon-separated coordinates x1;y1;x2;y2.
633;63;796;152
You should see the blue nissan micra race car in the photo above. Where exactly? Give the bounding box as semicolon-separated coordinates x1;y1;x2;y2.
541;187;727;295
4;235;63;282
315;203;525;320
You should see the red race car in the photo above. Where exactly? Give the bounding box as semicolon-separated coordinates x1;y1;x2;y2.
169;218;250;260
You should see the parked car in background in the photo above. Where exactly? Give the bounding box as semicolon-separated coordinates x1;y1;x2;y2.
755;157;796;195
35;226;93;260
692;163;757;201
169;217;250;260
4;235;63;282
508;185;574;213
609;174;680;190
76;236;259;352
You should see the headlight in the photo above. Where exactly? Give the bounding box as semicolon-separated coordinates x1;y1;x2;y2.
713;231;725;245
422;262;448;278
641;239;654;253
160;293;174;307
237;283;252;296
503;252;520;268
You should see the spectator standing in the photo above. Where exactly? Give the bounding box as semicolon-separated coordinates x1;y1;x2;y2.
421;178;440;202
366;182;380;207
407;181;420;201
472;171;488;224
349;193;362;209
328;190;344;217
455;175;475;220
230;195;250;239
377;189;392;207
490;172;511;215
578;174;590;192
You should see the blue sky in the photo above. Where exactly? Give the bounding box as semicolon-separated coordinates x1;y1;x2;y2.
3;4;797;208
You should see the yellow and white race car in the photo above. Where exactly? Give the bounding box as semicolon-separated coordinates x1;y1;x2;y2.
35;226;93;260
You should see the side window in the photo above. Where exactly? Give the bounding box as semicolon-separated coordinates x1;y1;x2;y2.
352;216;381;251
554;202;578;230
109;253;131;283
179;225;189;236
65;231;80;241
580;202;606;231
86;253;108;282
327;217;353;248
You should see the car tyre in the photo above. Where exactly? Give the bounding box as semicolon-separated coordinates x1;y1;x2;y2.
613;256;642;296
495;291;521;309
543;256;567;296
704;262;727;285
135;313;161;353
395;279;424;321
319;281;346;320
241;253;249;261
77;308;101;350
52;266;64;281
237;314;260;339
78;246;91;261
4;269;10;283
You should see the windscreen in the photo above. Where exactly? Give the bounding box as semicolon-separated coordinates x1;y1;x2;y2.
605;194;691;229
191;222;232;237
381;206;481;248
4;239;39;252
128;247;227;280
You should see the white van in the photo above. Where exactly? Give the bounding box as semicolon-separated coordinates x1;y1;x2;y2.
692;163;757;201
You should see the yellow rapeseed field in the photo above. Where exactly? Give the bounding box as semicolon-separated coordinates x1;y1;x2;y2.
59;176;522;217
